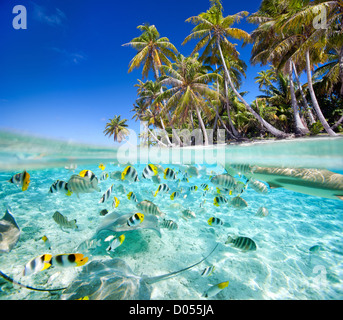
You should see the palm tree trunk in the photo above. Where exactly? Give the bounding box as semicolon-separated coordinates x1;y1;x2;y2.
224;78;240;137
195;106;209;146
339;44;343;96
305;49;337;136
291;61;315;125
331;114;343;130
289;61;309;135
216;39;289;138
208;104;237;140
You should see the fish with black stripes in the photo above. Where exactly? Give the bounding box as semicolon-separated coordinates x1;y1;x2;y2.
159;219;178;230
164;168;177;181
99;184;114;203
126;213;144;227
50;253;88;268
154;183;170;197
8;170;30;191
121;166;139;182
52;211;78;230
142;164;158;179
136;200;165;217
67;174;101;197
201;265;215;277
225;236;257;252
49;180;72;196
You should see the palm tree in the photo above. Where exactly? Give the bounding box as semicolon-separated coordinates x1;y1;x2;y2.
123;23;183;146
123;23;178;80
104;115;130;143
255;69;277;90
158;53;220;146
183;0;289;138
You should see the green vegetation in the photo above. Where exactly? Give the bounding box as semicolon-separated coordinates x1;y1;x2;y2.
109;0;343;145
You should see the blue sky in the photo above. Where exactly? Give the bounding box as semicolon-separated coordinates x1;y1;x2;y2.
0;0;269;146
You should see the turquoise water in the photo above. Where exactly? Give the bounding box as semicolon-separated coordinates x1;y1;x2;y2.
0;131;343;300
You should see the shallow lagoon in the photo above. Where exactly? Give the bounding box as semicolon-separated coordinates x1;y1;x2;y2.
0;133;343;300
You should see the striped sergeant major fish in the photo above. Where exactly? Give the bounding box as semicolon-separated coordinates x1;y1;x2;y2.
248;179;269;194
201;265;215;277
188;185;198;192
210;174;237;189
99;184;114;203
127;213;144;227
230;196;248;209
200;183;209;191
142;164;158;179
136;200;165;217
67;174;101;197
79;170;98;182
52;211;78;230
8;170;30;191
203;281;229;298
182;209;196;219
154;183;170;197
121;166;139;182
49;180;72;196
255;207;269;217
225;236;257;252
159;219;178;230
164;168;177;180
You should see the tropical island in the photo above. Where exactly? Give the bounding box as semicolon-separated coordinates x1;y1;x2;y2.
104;0;343;147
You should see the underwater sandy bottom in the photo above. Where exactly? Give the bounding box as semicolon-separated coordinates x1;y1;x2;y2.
0;164;343;300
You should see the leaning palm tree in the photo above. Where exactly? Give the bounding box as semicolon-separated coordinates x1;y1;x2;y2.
103;115;130;143
183;0;289;138
157;53;220;146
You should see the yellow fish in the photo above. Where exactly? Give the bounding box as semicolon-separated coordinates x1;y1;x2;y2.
99;163;105;170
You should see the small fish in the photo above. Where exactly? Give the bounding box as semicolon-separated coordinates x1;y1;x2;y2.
99;184;114;203
154;183;170;197
23;254;52;276
114;184;126;194
203;281;229;298
142;164;158;179
8;170;30;191
110;171;122;180
50;253;88;268
127;213;144;227
160;219;178;230
49;180;72;196
164;168;177;180
248;179;269;194
79;170;98;182
112;196;120;208
182;209;196;219
208;217;224;226
151;175;161;184
188;185;198;192
200;183;209;191
213;195;228;207
170;191;181;200
186;165;199;177
99;163;106;171
100;172;109;181
67;174;100;196
105;234;125;252
41;235;51;250
201;265;215;277
127;191;138;203
255;207;269;217
210;174;236;190
181;175;189;183
232;181;247;194
216;187;232;195
52;211;78;230
230;196;248;209
121;166;139;182
76;296;89;300
136;200;165;217
100;209;109;216
226;236;256;251
309;245;324;253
